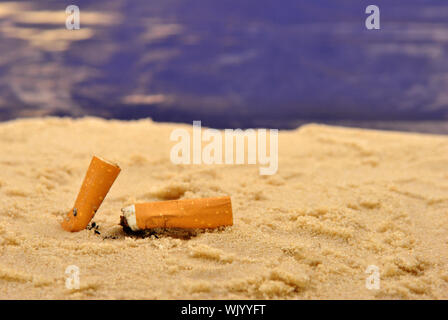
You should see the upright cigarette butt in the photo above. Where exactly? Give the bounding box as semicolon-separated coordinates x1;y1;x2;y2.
61;156;121;232
121;196;233;231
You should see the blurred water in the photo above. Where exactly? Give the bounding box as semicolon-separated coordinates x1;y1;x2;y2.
1;0;448;129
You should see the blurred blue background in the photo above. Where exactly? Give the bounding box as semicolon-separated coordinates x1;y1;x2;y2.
1;0;448;132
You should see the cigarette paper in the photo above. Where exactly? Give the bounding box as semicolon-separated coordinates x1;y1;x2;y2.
120;196;233;231
61;156;121;232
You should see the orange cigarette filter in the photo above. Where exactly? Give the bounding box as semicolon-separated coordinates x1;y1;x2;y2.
61;156;121;232
120;196;233;231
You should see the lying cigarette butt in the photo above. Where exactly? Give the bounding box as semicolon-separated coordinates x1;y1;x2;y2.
61;156;121;232
120;196;233;231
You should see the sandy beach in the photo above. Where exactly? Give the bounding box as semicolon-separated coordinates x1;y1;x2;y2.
0;117;447;299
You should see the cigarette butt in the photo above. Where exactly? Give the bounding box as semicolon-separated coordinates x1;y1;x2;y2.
61;156;121;232
120;196;233;231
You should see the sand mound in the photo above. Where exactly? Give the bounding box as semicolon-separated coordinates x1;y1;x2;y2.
0;117;447;299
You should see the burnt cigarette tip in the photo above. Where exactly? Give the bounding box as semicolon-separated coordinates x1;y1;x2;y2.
120;205;138;232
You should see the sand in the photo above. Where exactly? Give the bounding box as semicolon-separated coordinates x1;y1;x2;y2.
0;117;447;299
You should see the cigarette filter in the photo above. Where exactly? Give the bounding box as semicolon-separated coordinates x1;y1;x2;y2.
61;156;121;232
121;196;233;231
